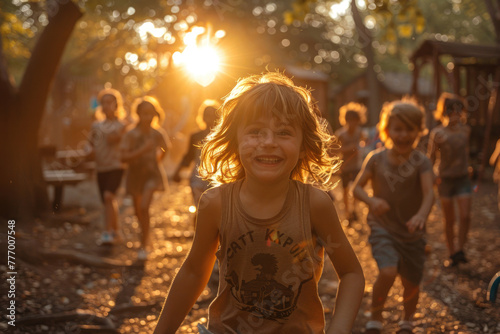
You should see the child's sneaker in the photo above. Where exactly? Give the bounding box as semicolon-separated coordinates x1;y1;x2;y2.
396;320;414;334
450;250;468;266
137;248;148;261
110;230;124;244
101;231;114;245
365;320;383;334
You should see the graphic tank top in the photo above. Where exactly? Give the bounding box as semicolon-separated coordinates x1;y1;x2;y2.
208;180;326;334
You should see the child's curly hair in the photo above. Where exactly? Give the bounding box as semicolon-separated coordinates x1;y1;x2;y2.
338;102;367;126
130;96;165;129
95;88;126;121
199;72;340;190
377;96;427;149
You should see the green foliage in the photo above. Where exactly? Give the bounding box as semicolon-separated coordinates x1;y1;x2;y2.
1;0;497;92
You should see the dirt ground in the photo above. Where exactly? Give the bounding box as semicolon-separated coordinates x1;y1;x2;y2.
1;175;500;334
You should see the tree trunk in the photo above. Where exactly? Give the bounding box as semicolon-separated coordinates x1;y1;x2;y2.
0;1;82;226
351;0;381;126
484;0;500;44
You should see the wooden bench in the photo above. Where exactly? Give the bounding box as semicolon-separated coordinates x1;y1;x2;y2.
43;169;88;212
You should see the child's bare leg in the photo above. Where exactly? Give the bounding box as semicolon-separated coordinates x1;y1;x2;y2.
456;196;471;251
139;188;155;248
132;194;143;242
440;198;455;255
400;276;419;321
103;191;119;232
371;266;397;322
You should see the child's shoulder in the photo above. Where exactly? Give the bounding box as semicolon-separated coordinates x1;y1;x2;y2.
198;186;223;214
334;126;346;135
151;126;168;137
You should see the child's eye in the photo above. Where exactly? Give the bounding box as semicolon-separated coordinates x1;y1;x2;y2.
247;128;260;135
277;129;292;136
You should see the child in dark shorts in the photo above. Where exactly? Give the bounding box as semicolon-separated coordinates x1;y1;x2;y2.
90;88;128;245
352;98;434;334
334;102;367;221
427;92;472;266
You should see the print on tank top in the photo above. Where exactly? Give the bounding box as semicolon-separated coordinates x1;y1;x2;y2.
224;228;314;322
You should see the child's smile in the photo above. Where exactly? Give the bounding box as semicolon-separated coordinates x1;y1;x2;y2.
387;117;419;155
237;115;304;183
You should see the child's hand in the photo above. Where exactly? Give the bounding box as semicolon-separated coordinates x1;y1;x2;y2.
368;197;390;216
406;214;425;233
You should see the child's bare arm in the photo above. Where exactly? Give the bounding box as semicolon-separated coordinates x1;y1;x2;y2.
427;130;437;164
121;139;154;162
351;155;390;215
153;189;221;334
310;189;364;334
106;127;125;144
406;170;434;233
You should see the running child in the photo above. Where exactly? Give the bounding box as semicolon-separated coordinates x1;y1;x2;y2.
427;92;472;266
121;96;171;261
335;102;367;221
89;88;127;245
153;72;364;334
172;99;220;207
352;98;434;334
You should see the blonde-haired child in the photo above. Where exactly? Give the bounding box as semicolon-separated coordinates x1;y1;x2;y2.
427;92;471;267
172;99;220;208
153;72;364;334
90;88;128;245
121;96;171;260
352;98;434;334
335;102;367;221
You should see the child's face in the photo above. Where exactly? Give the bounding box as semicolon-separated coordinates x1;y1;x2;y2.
445;104;464;125
101;94;117;118
237;114;304;184
203;109;217;128
386;117;419;155
346;116;360;129
137;102;157;126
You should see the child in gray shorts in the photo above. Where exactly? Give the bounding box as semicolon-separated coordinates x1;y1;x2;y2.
352;98;434;334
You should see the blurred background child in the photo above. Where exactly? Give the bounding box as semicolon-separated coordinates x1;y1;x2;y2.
172;99;220;208
89;88;127;245
335;102;367;222
427;93;472;267
121;96;171;260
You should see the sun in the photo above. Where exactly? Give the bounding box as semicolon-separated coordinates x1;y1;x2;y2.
172;26;225;87
183;45;221;84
